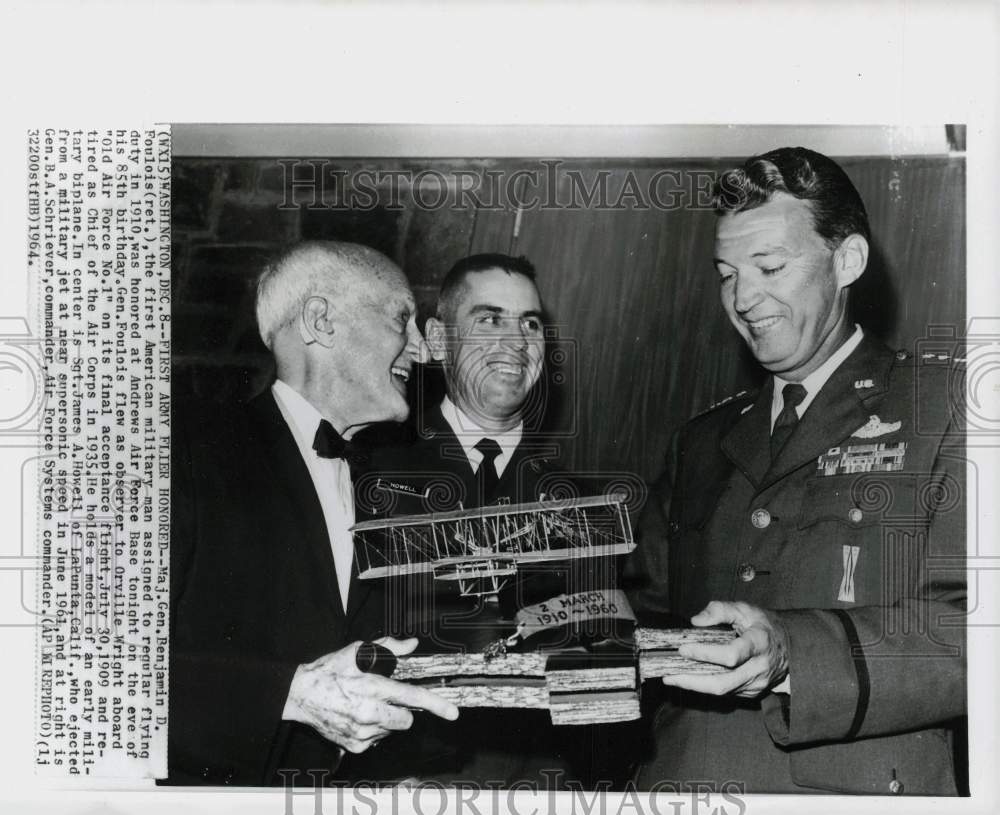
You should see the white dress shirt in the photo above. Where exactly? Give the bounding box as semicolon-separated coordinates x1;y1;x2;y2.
271;379;355;612
770;324;864;429
439;395;523;477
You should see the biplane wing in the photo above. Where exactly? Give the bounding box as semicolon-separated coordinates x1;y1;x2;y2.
351;494;635;596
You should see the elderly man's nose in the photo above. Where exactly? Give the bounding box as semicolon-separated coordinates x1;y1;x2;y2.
407;322;430;364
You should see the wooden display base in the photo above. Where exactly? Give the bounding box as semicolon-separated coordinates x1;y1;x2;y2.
393;627;736;725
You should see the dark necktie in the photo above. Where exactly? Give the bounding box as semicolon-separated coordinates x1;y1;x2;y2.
313;419;348;459
474;437;502;505
770;383;807;460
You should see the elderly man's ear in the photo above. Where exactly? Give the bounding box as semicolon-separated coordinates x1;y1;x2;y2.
423;317;450;363
299;296;338;347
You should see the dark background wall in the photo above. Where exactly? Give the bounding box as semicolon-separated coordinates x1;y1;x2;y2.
171;155;965;483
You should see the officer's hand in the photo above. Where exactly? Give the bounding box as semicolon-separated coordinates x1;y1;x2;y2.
282;637;459;753
661;601;790;698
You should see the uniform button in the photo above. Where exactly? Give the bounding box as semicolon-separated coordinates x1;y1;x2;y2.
750;508;771;529
889;779;904;794
737;563;756;582
848;507;864;523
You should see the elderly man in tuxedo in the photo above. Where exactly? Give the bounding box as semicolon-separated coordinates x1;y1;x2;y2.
167;241;458;786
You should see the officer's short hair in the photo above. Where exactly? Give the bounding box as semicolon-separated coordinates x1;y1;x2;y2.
712;147;871;248
436;253;537;323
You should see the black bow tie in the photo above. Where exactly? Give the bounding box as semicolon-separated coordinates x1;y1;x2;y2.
313;419;349;459
312;420;370;470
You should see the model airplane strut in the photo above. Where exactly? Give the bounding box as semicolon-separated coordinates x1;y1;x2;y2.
351;494;635;596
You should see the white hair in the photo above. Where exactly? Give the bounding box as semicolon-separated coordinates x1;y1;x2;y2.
255;241;400;349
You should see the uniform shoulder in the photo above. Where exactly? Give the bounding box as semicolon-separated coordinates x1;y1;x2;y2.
887;347;966;434
887;347;966;391
686;388;758;427
890;347;967;369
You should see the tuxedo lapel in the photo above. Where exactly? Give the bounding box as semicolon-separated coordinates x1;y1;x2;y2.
246;391;346;620
345;550;374;626
760;335;894;492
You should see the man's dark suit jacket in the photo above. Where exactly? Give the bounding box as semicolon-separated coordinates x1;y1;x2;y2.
166;390;387;786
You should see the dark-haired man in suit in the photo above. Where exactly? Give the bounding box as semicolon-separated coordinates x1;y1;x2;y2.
167;241;458;786
631;148;966;794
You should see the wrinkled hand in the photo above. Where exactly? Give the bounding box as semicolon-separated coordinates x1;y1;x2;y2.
662;601;790;698
283;637;459;753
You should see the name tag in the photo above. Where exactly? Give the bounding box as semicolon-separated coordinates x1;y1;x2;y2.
375;477;428;498
816;442;907;475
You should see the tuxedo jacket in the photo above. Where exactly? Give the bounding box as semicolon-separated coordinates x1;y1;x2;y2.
632;335;966;794
165;391;387;786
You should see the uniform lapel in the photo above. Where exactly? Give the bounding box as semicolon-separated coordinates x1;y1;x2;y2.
496;439;559;503
760;335;894;492
423;403;479;506
721;381;774;490
247;391;346;620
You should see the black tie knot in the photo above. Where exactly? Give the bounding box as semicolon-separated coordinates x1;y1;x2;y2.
474;437;502;464
781;383;807;410
313;419;348;459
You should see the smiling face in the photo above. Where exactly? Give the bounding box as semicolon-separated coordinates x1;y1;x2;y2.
714;192;863;382
427;268;544;430
331;270;423;430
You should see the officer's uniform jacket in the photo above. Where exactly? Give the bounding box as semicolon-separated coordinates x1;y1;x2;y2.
356;402;563;522
635;334;966;794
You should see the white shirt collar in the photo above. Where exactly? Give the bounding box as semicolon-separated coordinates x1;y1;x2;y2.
272;379;328;451
439;395;523;465
771;324;864;427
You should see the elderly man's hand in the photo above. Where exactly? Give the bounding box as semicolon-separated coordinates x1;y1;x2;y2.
283;637;459;753
662;601;790;698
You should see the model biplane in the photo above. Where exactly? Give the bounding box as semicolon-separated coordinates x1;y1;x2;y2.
351;494;635;597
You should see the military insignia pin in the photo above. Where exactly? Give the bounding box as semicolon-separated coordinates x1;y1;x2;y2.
851;415;902;439
854;379;874;389
838;545;861;602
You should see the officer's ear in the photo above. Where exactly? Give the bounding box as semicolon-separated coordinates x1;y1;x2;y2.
299;295;338;348
424;316;451;363
833;233;869;289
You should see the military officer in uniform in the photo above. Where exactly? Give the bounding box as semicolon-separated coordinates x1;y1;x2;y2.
357;253;569;638
355;253;603;786
632;147;966;794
